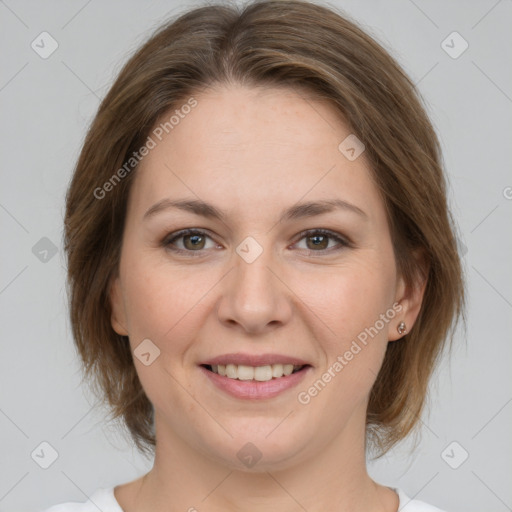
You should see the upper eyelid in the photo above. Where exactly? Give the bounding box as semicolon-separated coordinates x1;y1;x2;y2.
293;228;350;244
164;228;217;245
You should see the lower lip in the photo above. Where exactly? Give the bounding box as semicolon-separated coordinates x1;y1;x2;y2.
199;365;312;400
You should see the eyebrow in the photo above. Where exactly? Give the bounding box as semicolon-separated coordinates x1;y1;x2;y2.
143;197;367;223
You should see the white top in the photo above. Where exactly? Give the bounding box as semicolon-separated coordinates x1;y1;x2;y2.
40;486;446;511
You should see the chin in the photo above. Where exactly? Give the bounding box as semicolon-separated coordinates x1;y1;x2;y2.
202;422;313;472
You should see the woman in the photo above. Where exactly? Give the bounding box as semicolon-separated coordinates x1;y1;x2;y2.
43;1;464;510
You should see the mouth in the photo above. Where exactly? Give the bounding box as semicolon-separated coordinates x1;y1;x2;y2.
198;353;313;399
201;363;310;382
199;362;312;400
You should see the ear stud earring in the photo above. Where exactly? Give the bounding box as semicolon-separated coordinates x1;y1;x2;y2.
397;321;407;335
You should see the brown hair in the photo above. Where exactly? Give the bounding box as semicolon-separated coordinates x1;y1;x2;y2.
64;0;465;458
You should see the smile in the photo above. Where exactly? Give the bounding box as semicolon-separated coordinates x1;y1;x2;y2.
200;364;312;400
203;363;305;381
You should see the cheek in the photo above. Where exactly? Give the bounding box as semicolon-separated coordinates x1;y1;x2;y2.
120;251;222;344
119;256;219;399
296;260;396;344
293;257;396;402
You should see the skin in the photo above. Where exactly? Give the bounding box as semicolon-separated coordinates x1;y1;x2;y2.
109;84;426;512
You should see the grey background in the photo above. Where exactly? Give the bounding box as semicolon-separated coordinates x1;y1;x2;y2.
1;1;511;511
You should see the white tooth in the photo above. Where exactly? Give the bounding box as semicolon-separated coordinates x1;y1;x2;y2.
272;364;284;378
254;365;273;381
226;363;237;378
212;363;301;380
237;365;255;380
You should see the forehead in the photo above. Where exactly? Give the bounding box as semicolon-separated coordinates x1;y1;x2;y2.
130;84;383;222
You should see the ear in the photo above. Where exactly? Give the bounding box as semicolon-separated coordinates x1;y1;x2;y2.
389;250;429;341
109;274;129;336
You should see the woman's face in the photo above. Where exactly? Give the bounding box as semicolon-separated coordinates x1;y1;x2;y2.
110;84;419;470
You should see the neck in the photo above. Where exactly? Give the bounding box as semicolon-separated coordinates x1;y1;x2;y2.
117;409;398;512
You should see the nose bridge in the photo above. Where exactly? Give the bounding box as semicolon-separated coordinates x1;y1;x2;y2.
216;240;292;332
234;252;274;303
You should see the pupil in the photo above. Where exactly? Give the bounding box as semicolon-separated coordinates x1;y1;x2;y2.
186;234;204;249
308;235;327;250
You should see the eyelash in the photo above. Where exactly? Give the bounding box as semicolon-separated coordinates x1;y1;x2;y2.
162;228;351;257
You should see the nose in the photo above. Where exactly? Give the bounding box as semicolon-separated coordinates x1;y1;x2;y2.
216;248;293;335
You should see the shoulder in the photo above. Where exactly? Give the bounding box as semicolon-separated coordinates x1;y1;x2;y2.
40;487;122;512
396;487;447;512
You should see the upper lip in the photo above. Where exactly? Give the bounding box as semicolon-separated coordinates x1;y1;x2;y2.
200;353;312;367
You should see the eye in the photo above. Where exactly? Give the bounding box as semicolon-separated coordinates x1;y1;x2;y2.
293;229;350;253
162;228;351;257
163;229;218;254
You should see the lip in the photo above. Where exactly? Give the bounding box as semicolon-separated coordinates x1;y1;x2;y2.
199;364;312;400
200;353;312;367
